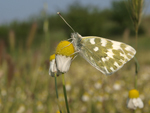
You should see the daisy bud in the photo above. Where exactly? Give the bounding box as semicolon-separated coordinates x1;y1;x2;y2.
55;41;75;73
127;89;144;110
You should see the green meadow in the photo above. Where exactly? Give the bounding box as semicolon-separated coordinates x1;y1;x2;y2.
0;1;150;113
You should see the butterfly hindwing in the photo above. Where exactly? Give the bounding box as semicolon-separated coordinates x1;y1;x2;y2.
79;36;136;75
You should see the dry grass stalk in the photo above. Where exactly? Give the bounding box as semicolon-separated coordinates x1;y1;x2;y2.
0;40;6;65
5;54;15;87
8;30;15;52
128;0;144;32
26;22;37;49
128;0;144;49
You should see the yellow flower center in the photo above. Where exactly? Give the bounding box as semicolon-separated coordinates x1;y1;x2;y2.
55;41;75;58
129;89;139;98
50;54;55;61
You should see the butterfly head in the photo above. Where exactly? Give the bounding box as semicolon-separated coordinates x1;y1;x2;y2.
71;32;82;51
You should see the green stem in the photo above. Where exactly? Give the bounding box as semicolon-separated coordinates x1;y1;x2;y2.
134;26;139;90
54;74;62;113
134;74;137;89
62;73;70;113
134;57;139;89
135;27;138;51
55;74;59;98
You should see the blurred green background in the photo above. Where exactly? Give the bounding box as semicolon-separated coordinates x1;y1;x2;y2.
0;1;150;113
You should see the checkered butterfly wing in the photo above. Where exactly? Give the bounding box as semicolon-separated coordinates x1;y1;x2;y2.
79;36;136;75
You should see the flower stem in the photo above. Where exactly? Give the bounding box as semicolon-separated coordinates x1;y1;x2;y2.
134;22;139;89
54;74;62;113
55;74;59;98
132;109;136;113
62;73;70;113
134;57;139;89
134;75;137;89
135;27;138;52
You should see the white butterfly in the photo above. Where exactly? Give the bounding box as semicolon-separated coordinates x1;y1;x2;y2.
57;12;136;75
71;33;136;75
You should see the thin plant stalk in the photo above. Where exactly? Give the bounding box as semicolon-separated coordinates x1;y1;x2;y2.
127;1;143;112
134;57;139;89
62;73;70;113
54;74;59;98
54;73;62;113
127;0;144;50
88;100;92;113
127;0;144;90
135;26;138;51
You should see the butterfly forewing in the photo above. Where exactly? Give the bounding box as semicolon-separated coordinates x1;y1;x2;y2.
79;36;136;75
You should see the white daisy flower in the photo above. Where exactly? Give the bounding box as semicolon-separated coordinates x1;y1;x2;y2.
127;89;144;110
55;41;75;73
94;80;102;89
82;92;90;102
65;82;71;91
113;81;121;90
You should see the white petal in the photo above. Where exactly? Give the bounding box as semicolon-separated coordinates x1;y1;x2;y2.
132;98;144;109
55;55;72;73
61;57;72;72
127;98;136;110
133;98;139;107
56;55;63;71
51;60;57;72
49;59;57;77
137;98;144;108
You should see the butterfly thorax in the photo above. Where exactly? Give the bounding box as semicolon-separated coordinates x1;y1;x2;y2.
71;33;83;51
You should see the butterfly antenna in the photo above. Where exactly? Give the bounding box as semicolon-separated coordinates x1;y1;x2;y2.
57;12;75;32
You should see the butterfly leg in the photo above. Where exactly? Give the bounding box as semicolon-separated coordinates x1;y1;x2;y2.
60;42;72;50
67;38;73;41
60;39;74;50
69;50;80;57
71;54;78;61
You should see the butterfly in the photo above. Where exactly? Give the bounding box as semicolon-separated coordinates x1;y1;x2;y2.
71;33;136;75
57;12;136;75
